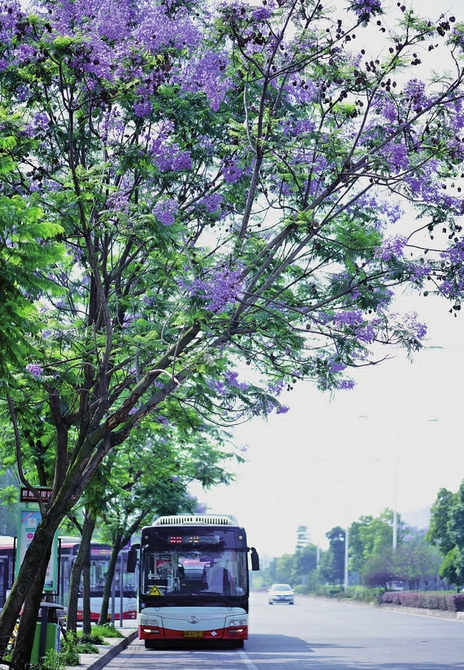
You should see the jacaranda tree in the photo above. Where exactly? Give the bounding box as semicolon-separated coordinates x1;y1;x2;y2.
1;0;464;665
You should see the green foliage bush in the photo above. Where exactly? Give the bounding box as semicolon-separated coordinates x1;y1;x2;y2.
315;585;343;598
295;584;383;603
380;591;464;611
76;641;100;653
92;624;124;639
32;648;64;670
78;632;104;646
343;587;384;603
60;633;82;666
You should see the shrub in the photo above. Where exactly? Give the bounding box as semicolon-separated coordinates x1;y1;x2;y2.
76;641;99;654
343;586;384;603
29;648;64;670
315;585;343;598
91;624;124;639
78;632;105;645
380;591;464;611
59;634;81;666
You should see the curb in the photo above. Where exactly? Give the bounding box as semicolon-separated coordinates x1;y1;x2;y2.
87;631;138;670
377;603;464;621
65;631;138;670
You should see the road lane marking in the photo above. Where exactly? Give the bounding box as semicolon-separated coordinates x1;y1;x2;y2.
238;650;260;669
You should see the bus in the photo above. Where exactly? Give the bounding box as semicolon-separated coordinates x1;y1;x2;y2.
128;515;259;649
0;537;137;621
59;540;137;621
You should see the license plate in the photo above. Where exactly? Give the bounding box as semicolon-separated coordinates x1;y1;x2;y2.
184;631;204;638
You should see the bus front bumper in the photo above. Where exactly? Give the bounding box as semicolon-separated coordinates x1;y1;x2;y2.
139;607;248;641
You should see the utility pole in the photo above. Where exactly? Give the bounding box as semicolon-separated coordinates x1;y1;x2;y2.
344;526;349;590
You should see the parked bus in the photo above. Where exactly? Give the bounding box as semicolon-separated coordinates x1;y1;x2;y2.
0;536;137;621
128;515;259;648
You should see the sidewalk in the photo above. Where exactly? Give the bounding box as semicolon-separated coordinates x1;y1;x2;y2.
64;624;138;670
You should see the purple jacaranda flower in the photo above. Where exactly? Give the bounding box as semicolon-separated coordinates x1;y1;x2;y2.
153;199;178;226
355;324;376;343
339;379;356;390
133;100;153;117
195;502;208;514
25;363;43;378
374;235;408;262
329;361;347;374
198;193;223;214
224;370;249;391
349;0;383;24
332;310;364;327
252;7;272;21
267;379;285;396
178;51;230;111
106;190;130;214
222;161;243;184
386;143;409;172
206;265;243;312
403;78;426;110
208;378;226;395
403;312;427;340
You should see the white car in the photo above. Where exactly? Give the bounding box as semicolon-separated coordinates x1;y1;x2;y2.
268;583;294;605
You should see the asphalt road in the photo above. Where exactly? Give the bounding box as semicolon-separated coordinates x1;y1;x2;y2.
103;591;464;669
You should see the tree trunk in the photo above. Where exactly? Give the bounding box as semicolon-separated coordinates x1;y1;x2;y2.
66;550;82;634
82;535;92;635
97;537;122;626
13;550;52;670
66;513;96;633
0;494;71;667
6;527;54;670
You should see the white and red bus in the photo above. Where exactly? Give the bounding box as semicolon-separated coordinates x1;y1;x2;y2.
128;515;259;649
0;537;137;621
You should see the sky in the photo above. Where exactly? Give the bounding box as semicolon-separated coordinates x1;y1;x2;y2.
191;291;464;557
190;0;464;559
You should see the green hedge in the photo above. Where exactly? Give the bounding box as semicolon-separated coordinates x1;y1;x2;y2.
380;591;464;612
294;586;464;611
295;585;383;603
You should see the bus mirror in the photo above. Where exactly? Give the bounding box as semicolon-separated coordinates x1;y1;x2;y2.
127;546;138;573
250;547;260;571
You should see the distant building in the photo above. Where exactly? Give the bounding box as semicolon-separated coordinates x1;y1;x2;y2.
296;525;311;550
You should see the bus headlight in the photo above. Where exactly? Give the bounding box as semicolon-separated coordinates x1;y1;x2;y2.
141;618;159;626
228;618;247;626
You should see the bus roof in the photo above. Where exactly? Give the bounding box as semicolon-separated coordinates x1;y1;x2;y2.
152;515;239;527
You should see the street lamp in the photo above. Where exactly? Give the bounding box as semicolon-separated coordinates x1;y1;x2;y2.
358;414;439;552
344;525;349;590
358;415;399;552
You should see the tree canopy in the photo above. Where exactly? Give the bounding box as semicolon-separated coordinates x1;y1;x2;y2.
428;482;464;588
1;0;464;665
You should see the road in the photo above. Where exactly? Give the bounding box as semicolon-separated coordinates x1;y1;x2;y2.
104;592;464;669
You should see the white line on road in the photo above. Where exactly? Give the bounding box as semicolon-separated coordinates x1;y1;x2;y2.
238;650;260;669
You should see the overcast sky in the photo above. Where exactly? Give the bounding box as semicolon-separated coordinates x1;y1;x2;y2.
190;0;464;558
191;291;464;557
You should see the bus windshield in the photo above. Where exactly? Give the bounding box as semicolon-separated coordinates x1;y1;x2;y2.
141;548;247;597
